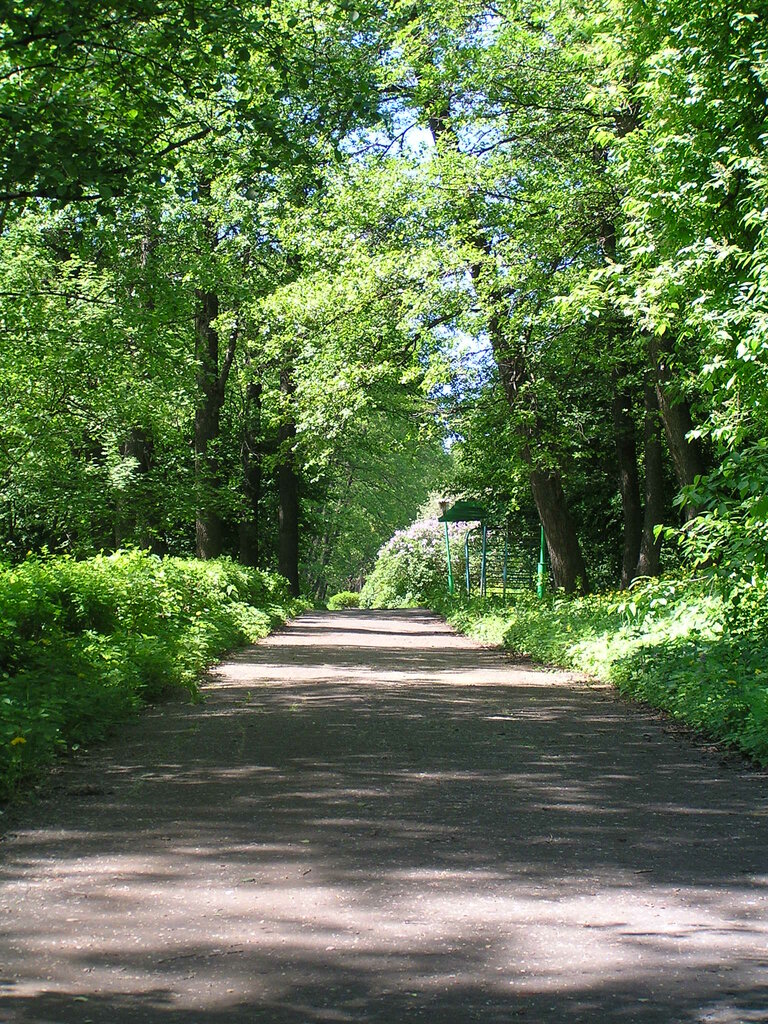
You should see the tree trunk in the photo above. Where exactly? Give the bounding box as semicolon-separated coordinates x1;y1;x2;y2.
115;210;158;551
636;374;665;577
238;376;262;567
194;288;224;559
612;383;642;588
115;425;153;549
238;520;260;568
650;336;706;519
427;94;590;591
309;465;356;600
277;369;300;595
493;330;591;594
278;456;300;595
529;467;590;593
312;525;335;603
498;351;590;593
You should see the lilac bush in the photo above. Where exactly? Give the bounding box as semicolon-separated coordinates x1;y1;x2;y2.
360;519;466;608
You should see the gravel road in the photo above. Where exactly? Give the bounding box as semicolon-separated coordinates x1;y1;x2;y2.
1;609;767;1023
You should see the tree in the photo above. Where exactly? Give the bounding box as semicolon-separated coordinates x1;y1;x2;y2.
3;0;767;597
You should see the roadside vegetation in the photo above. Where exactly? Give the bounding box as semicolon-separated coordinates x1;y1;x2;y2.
436;580;768;765
0;551;304;801
360;517;768;763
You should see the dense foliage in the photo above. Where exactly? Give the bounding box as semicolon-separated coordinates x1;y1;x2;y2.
0;0;447;596
3;0;768;592
0;550;303;799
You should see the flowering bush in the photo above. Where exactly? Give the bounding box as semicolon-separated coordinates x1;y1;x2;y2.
360;519;465;608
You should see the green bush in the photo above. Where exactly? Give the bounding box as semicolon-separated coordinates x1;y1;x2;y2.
326;590;360;609
433;574;768;764
0;551;304;801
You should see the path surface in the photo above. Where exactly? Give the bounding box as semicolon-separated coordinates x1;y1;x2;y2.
1;610;768;1024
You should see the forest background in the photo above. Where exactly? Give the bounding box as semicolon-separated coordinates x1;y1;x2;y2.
2;0;768;787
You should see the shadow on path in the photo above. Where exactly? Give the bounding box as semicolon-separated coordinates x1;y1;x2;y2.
1;610;767;1023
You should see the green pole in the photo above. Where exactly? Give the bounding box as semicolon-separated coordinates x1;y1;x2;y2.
537;524;546;599
444;521;454;595
481;524;488;598
502;531;508;603
465;530;471;596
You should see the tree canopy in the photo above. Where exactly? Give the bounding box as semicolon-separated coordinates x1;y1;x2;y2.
1;0;766;596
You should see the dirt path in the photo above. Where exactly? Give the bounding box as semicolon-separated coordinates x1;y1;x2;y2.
1;610;767;1023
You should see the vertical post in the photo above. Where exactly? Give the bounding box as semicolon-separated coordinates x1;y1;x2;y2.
502;531;509;603
465;531;471;596
444;521;454;595
481;524;488;597
537;524;547;599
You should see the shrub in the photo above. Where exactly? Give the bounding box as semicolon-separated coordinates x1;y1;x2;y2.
360;519;465;608
326;590;360;609
0;551;303;801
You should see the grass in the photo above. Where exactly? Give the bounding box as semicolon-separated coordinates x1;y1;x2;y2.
431;574;768;764
0;550;307;802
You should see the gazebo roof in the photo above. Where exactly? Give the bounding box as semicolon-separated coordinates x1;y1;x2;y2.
437;499;486;523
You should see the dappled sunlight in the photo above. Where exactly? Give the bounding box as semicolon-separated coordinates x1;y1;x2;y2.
1;610;767;1023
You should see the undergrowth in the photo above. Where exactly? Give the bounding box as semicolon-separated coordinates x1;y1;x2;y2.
432;574;768;764
0;550;305;802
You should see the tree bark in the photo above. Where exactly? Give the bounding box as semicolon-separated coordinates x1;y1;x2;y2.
612;382;642;588
115;425;154;550
636;374;665;577
308;465;355;600
194;288;238;559
493;321;591;593
312;525;335;603
238;376;262;567
529;468;590;593
194;288;224;559
115;210;157;551
427;92;590;592
650;335;706;519
277;369;300;595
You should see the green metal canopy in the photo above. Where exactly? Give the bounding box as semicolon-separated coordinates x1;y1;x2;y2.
437;499;486;596
437;498;546;600
437;499;486;523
